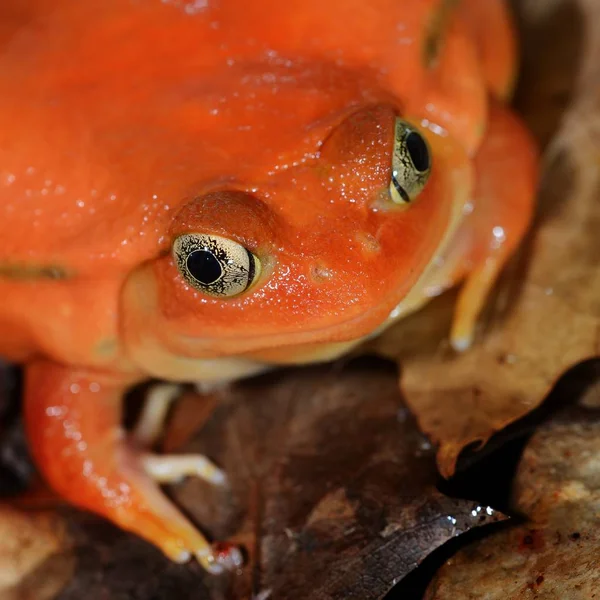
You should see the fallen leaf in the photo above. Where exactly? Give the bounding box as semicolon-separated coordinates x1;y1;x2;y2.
424;362;600;599
366;0;600;477
53;359;502;600
0;505;73;600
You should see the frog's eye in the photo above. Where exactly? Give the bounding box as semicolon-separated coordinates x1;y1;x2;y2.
389;119;432;205
172;233;261;298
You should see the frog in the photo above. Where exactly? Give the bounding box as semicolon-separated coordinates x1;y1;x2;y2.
0;0;538;573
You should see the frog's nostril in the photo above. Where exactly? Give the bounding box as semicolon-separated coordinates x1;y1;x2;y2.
355;233;381;254
310;264;334;283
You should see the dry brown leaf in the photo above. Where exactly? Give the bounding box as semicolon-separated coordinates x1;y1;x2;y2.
367;0;600;477
0;505;73;600
423;369;600;599
53;360;502;600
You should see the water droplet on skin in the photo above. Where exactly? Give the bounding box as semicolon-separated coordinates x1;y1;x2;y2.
45;406;65;417
420;118;447;137
491;226;506;249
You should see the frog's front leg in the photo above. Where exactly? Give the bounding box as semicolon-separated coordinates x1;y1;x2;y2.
450;99;539;350
24;360;240;573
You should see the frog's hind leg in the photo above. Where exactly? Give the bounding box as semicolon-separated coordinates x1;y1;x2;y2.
450;99;538;351
24;361;241;573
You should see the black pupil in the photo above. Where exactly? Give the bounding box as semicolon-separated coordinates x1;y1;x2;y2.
186;249;222;285
406;131;430;172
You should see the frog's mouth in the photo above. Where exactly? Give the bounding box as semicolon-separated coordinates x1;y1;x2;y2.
120;262;417;383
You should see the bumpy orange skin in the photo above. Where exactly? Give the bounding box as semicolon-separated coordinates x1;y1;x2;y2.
0;0;538;567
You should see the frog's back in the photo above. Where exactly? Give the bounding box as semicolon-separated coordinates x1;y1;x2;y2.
0;0;430;265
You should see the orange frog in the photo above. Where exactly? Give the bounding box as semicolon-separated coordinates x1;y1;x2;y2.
0;0;537;573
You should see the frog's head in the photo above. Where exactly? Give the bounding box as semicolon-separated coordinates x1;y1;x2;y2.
122;104;471;379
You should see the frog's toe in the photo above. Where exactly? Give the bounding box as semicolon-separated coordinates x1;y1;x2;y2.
141;452;227;486
133;384;228;484
132;382;183;447
450;258;500;352
450;333;473;353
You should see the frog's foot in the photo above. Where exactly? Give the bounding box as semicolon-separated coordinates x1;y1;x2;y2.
24;361;241;574
450;255;508;351
449;99;538;351
133;382;227;483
